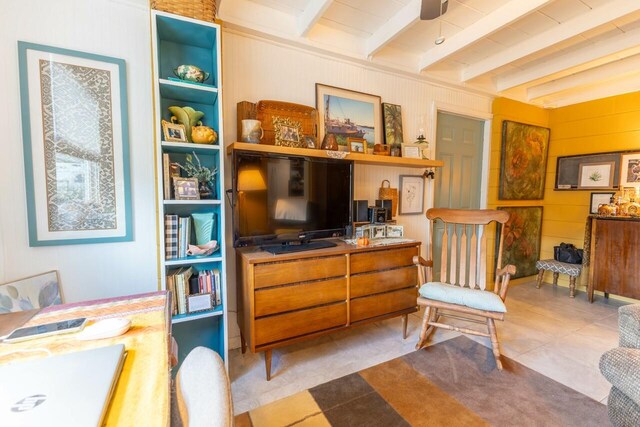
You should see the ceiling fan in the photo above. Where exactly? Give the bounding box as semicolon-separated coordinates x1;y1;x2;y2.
421;0;448;45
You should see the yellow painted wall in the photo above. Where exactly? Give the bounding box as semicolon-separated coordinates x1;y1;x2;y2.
491;92;640;290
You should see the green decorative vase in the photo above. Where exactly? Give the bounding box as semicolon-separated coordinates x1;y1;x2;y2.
191;212;215;245
168;106;205;142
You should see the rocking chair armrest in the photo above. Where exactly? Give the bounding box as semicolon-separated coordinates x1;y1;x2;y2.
495;264;516;301
413;256;433;268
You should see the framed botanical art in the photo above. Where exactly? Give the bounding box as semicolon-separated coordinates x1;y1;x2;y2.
382;103;404;145
399;175;425;215
577;162;614;189
496;206;543;279
316;84;381;150
499;120;550;200
620;152;640;187
18;42;132;246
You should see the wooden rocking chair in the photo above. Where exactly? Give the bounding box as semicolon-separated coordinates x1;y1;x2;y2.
414;208;516;370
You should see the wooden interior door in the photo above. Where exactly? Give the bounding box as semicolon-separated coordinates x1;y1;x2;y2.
433;112;484;280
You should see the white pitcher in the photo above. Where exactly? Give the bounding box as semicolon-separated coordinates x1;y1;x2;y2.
241;119;263;144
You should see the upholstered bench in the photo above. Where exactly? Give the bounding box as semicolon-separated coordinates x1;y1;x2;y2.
535;259;582;298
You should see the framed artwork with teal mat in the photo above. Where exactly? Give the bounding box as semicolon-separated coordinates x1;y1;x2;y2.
18;42;132;246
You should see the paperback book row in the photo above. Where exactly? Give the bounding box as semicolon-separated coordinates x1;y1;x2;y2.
167;267;222;315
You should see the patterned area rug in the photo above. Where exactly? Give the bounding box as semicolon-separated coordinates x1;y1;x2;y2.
235;336;608;427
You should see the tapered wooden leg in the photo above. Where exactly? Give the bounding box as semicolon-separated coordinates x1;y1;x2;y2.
265;349;272;381
569;276;576;298
536;269;544;289
402;314;408;339
415;306;432;350
487;318;503;371
552;272;559;286
240;332;247;354
605;292;609;299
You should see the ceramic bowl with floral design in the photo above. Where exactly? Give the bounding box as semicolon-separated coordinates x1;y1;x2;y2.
173;65;210;83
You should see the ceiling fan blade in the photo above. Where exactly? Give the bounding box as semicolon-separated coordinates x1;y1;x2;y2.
420;0;448;20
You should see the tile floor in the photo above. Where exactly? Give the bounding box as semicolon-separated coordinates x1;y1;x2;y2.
229;281;626;415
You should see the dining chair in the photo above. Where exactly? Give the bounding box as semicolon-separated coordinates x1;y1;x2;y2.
414;208;516;370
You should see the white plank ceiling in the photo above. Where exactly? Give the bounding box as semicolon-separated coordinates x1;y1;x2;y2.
218;0;640;108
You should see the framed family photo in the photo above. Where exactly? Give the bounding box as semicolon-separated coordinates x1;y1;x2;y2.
173;177;200;200
273;116;304;148
18;42;132;246
316;84;381;150
162;119;187;142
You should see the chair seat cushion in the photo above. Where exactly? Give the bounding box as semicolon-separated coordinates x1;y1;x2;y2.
418;282;507;313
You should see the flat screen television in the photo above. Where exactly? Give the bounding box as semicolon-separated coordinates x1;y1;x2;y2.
232;150;353;253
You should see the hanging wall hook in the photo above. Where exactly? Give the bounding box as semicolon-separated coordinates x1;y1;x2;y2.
423;168;435;179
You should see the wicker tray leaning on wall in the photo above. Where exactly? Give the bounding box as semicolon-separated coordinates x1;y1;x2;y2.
151;0;216;22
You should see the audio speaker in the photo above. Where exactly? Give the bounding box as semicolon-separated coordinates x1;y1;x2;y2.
353;200;369;222
375;199;393;221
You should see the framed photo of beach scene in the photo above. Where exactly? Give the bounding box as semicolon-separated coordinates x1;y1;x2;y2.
316;84;381;151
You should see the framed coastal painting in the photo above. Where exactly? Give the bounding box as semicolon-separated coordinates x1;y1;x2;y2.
499;120;550;200
316;84;381;150
496;206;543;279
382;103;404;145
18;42;132;246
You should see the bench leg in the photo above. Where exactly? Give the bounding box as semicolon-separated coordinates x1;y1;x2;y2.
569;276;576;298
552;272;559;286
536;269;544;289
265;349;272;381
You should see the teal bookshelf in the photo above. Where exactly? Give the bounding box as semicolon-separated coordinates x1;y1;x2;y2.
151;11;227;370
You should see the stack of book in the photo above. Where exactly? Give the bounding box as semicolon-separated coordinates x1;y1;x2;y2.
164;214;191;259
166;267;222;315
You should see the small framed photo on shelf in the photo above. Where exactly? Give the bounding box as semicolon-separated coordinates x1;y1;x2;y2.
372;225;386;239
590;192;615;214
304;135;316;149
386;225;404;237
173;177;199;200
620;153;640;187
187;293;213;313
162;119;187;143
347;137;367;154
355;225;371;239
578;161;615;189
401;143;429;159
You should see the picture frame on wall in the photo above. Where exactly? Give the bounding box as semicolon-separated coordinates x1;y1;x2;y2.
316;84;381;150
578;162;615;189
499;120;550;200
590;192;615;214
399;175;424;215
496;206;543;279
620;153;640;187
382;103;404;145
18;42;132;246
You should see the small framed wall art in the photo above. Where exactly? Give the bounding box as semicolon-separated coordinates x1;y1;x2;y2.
620;153;640;187
590;192;615;214
18;42;132;246
399;175;425;215
578;162;615;189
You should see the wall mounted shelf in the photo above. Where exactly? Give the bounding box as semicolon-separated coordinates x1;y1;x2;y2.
227;142;444;168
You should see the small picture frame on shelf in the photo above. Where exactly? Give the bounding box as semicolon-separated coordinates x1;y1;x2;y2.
590;192;615;214
187;293;214;313
577;161;615;189
173;177;199;200
304;135;316;149
347;137;367;153
402;143;429;159
162;119;187;143
386;225;404;237
372;225;386;239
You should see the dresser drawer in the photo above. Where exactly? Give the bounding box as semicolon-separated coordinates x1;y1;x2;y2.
350;246;418;274
255;278;347;317
254;255;347;289
255;302;347;346
351;266;417;298
350;288;417;323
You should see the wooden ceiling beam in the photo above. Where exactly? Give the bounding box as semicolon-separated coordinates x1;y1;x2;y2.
538;74;640;108
527;54;640;100
462;0;640;81
297;0;334;37
418;0;553;71
366;0;422;57
497;26;640;91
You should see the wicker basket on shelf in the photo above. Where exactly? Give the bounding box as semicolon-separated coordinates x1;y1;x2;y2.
151;0;216;22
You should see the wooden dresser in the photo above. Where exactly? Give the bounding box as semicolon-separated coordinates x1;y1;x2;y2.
588;216;640;302
236;240;419;379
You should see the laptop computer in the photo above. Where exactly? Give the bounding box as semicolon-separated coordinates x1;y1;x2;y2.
0;344;126;426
